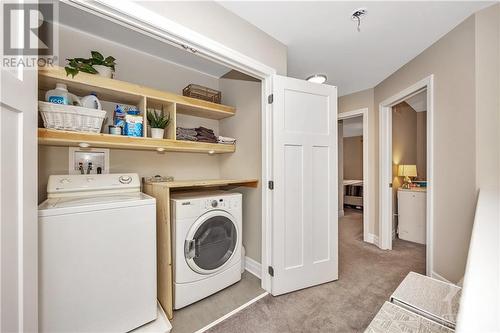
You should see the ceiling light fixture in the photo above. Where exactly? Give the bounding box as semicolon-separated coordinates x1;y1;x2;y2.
306;74;327;84
351;8;367;32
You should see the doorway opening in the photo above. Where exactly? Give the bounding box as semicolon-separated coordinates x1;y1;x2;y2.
338;108;370;244
379;76;434;276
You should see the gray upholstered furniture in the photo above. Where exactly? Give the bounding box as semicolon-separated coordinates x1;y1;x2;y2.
390;272;461;329
365;301;453;333
365;272;462;332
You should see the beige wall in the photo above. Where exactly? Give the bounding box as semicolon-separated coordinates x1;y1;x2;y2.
136;1;287;75
392;102;418;171
475;4;500;192
338;11;497;282
343;136;363;180
58;25;220;94
391;102;427;182
338;88;377;234
375;16;476;282
219;79;262;262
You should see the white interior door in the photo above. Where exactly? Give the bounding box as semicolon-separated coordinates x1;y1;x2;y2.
271;75;338;295
0;41;38;333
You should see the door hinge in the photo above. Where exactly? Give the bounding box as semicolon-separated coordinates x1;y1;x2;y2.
389;183;393;188
268;180;274;190
268;266;274;277
268;94;274;104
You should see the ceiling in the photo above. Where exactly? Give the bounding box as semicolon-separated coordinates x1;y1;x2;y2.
405;91;427;112
59;2;232;78
219;1;493;96
342;117;363;138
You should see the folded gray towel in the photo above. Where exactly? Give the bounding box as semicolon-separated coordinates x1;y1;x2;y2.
176;127;197;136
177;134;198;141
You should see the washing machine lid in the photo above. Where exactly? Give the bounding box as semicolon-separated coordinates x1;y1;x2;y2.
184;210;238;274
38;192;155;217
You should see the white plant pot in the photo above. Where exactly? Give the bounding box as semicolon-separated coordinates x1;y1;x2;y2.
151;128;165;139
94;65;114;78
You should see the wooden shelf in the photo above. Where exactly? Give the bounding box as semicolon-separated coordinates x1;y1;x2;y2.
148;179;259;189
38;66;236;119
38;129;235;154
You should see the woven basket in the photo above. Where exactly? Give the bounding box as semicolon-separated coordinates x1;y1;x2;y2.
39;101;106;133
183;84;221;104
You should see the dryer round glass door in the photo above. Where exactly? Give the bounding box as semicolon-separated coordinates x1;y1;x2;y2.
184;210;238;274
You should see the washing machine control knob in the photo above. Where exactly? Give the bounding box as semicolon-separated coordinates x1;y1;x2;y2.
211;200;218;208
119;175;132;184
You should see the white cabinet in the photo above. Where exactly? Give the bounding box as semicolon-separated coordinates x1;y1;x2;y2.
397;189;426;244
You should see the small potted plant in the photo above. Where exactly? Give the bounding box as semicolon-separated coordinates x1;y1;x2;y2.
65;51;116;78
147;108;171;139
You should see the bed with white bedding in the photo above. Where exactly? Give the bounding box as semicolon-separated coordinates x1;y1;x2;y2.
343;179;363;208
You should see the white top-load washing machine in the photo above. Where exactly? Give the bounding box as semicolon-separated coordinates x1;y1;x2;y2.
38;174;157;333
171;191;242;309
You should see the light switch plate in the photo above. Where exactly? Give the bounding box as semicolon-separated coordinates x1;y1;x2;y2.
69;147;109;175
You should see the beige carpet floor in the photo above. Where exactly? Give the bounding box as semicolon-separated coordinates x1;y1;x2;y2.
207;209;425;333
171;271;264;333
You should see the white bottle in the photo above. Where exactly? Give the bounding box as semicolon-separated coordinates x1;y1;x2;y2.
80;92;102;110
45;83;81;106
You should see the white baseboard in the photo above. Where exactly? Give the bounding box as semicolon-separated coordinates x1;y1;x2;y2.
338;209;345;217
431;271;452;284
365;233;379;246
244;256;261;279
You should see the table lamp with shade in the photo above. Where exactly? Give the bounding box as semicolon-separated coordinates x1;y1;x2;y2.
398;165;417;189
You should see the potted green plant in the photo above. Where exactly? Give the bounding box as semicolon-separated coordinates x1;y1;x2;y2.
147;108;171;139
65;51;116;78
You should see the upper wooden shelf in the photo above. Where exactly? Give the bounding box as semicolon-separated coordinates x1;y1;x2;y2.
38;66;236;120
38;128;235;154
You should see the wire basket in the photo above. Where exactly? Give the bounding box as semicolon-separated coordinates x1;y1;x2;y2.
183;84;221;104
39;101;107;133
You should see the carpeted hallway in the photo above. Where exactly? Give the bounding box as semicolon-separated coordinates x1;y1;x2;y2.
207;209;425;333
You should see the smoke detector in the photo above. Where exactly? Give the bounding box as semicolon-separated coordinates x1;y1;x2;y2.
351;8;368;32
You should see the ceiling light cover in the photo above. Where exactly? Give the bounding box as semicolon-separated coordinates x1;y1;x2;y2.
307;74;327;84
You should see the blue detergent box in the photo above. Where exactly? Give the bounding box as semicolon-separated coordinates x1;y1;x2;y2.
124;113;143;137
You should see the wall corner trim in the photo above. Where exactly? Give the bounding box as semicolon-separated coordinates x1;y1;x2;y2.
245;256;262;279
431;271;452;284
365;233;379;246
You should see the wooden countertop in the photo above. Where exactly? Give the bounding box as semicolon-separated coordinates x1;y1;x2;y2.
144;179;259;189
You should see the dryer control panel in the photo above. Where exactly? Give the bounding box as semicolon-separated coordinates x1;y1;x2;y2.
172;191;242;220
204;197;240;210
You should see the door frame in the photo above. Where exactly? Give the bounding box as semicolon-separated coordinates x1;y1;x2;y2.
378;75;434;276
338;108;370;243
65;0;276;291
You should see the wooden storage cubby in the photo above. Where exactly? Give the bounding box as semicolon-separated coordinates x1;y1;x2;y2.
145;97;176;140
37;66;236;153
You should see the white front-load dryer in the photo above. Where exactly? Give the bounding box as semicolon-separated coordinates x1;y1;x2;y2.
171;191;242;309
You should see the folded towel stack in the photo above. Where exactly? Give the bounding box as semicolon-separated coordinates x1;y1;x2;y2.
176;127;198;141
217;136;236;145
195;126;217;143
176;126;219;143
